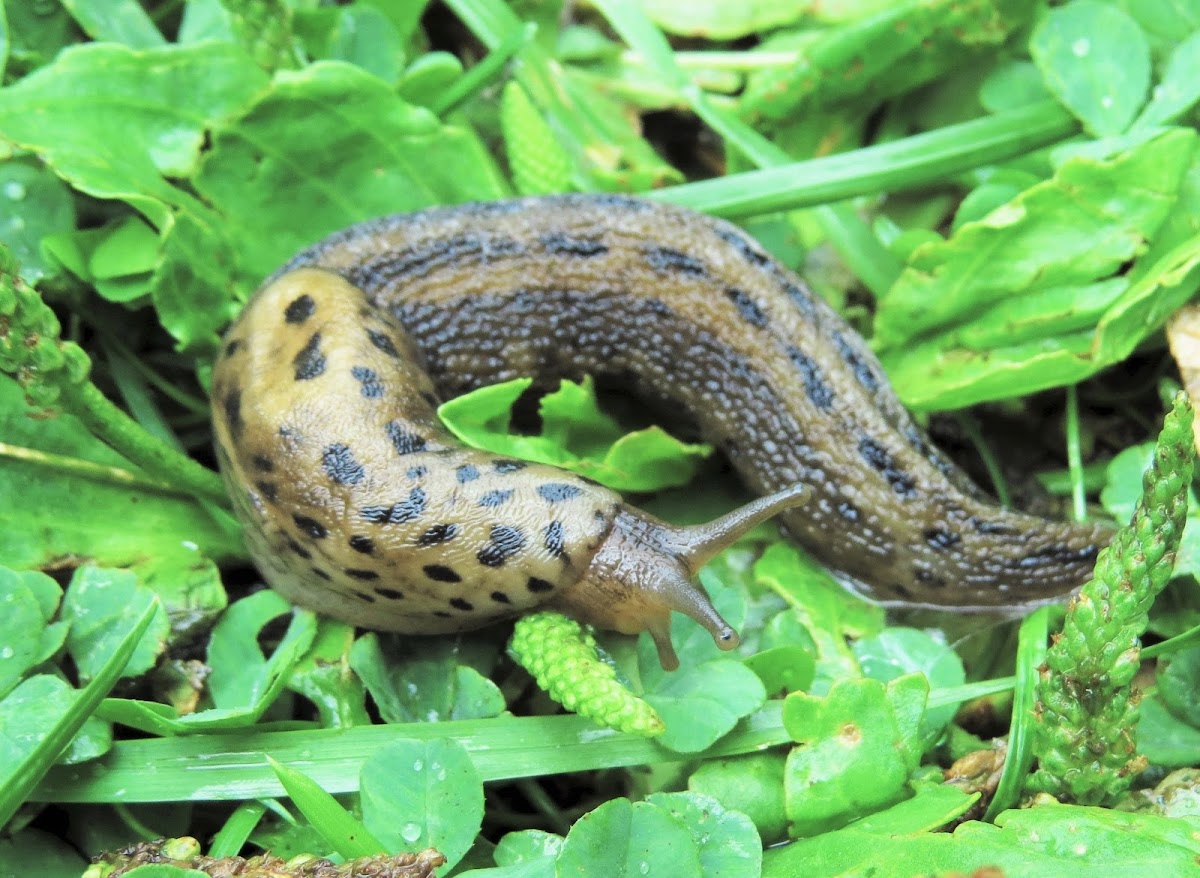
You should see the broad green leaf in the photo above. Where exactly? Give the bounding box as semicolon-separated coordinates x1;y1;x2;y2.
0;829;86;878
0;157;75;283
59;0;165;48
557;798;701;878
876;129;1198;410
636;0;808;39
1140;695;1200;769
439;377;712;492
851;782;978;834
349;633;505;724
1134;30;1200;129
646;791;762;878
782;675;927;836
1031;0;1150;136
688;753;788;845
195;60;508;284
62;567;168;682
0;570;46;700
1156;647;1200;728
286;620;371;729
852;627;965;741
360;738;484;870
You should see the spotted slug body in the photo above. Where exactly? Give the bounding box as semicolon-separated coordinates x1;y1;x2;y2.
211;194;1113;667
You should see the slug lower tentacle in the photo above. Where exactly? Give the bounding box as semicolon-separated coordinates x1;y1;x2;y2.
211;194;1114;668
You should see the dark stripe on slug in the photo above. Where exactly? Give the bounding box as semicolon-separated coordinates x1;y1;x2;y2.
832;329;881;394
353;591;376;602
284;294;316;324
972;518;1020;537
725;287;769;328
361;488;427;524
386;421;428;455
424;564;461;583
293;332;326;380
538;483;583;503
478;489;514;508
367;329;400;357
857;436;918;499
349;535;374;554
293;514;328;539
775;274;818;321
286;537;312;560
714;226;770;267
539;231;609;258
351;365;384;399
1011;543;1100;570
346;233;526;287
450;597;474;611
477;525;526;567
376;587;405;599
786;346;835;411
345;568;380;581
421;391;441;409
644;244;706;276
311;567;332;580
456;464;480;483
923;528;962;550
322;443;366;486
418;523;460;546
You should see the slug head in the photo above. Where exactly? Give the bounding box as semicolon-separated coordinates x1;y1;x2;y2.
550;483;808;669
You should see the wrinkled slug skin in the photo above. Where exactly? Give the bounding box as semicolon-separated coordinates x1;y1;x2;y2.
211;194;1113;633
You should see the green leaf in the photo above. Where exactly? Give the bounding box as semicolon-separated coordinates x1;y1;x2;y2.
359;738;484;870
645;791;762;878
438;376;712;492
782;675;927;836
556;798;701;878
1135;30;1200;128
285;620;371;729
61;567;168;682
0;157;76;283
0;829;86;878
1031;0;1151;136
636;0;808;39
0;569;49;700
59;0;164;48
852;627;965;741
349;633;506;724
876;128;1198;410
1139;695;1200;769
269;756;387;859
687;753;788;845
850;782;978;834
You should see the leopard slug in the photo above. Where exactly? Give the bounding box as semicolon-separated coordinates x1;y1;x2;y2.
211;194;1114;669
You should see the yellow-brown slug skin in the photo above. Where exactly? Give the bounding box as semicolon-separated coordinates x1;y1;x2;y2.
211;194;1113;647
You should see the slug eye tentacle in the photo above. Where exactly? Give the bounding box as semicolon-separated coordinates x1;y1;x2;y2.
552;482;809;669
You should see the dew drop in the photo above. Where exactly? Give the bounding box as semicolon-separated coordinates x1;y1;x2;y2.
639;862;650;875
401;822;422;843
3;181;25;200
1101;95;1113;109
1071;38;1090;57
412;758;424;771
0;647;13;659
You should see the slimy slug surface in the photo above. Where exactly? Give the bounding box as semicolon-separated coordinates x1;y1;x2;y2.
210;194;1114;668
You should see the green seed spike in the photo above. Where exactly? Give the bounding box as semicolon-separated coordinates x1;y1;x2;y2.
510;611;665;737
1028;393;1194;806
500;80;574;196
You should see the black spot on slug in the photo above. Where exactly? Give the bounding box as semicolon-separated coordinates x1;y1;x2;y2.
1012;543;1100;570
251;455;274;472
255;480;278;502
540;231;609;258
351;365;384;399
349;535;375;554
284;294;316;324
786;346;835;411
857;436;918;500
420;391;441;409
361;487;427;524
725;287;769;328
456;464;480;483
836;501;860;523
293;514;328;539
450;597;474;611
353;591;376;602
478;489;514;508
714;226;770;267
407;466;428;479
493;459;527;473
433;610;452;618
527;577;555;593
386;421;427;455
322;443;366;486
367;329;400;357
424;564;462;583
293;332;327;381
417;523;459;546
644;244;706;276
345;568;380;581
311;567;332;580
914;568;948;589
491;591;511;604
924;528;962;550
538;483;583;503
477;525;526;567
544;520;567;558
223;389;243;437
223;339;242;357
376;587;405;600
972;518;1020;537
